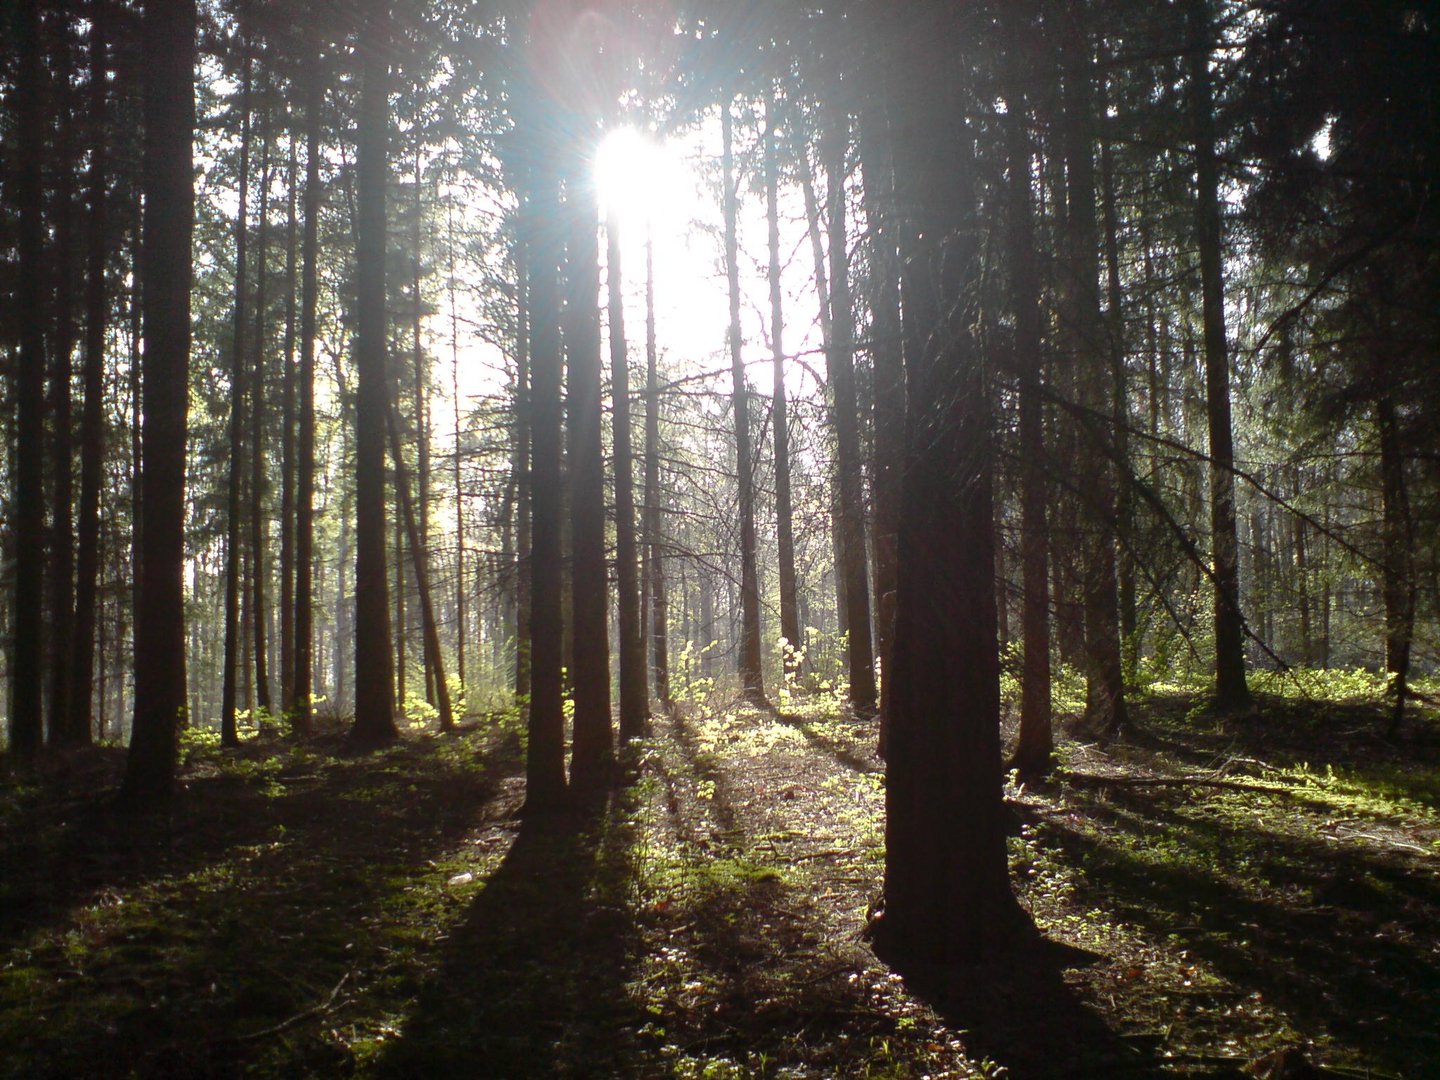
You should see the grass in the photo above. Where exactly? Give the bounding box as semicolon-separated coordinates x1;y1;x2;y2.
1;678;1437;1077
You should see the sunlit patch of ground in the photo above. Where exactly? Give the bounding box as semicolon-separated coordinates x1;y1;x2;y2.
1;688;1436;1077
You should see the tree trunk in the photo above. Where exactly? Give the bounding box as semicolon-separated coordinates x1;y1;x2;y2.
566;159;614;794
1003;12;1053;777
513;203;533;703
608;206;648;742
521;133;568;812
642;228;671;706
221;44;253;749
351;0;398;747
448;196;467;695
11;0;47;767
250;92;273;716
293;38;323;736
1189;0;1250;710
1378;397;1415;734
857;96;903;745
121;0;196;808
823;95;878;714
876;1;1028;963
279;131;298;715
722;98;765;703
766;86;802;683
47;7;79;748
70;0;109;746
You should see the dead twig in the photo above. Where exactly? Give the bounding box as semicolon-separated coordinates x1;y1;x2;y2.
223;972;351;1044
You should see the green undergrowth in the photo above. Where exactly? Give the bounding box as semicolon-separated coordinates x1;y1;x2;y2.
1;685;1436;1077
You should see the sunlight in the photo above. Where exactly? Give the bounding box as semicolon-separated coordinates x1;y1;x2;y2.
594;125;687;233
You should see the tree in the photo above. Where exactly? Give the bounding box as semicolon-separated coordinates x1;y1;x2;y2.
872;2;1029;963
120;0;197;809
351;0;398;748
1188;0;1250;710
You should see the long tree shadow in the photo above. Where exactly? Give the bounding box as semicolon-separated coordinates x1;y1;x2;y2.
376;791;645;1078
1044;781;1440;1076
0;734;513;1079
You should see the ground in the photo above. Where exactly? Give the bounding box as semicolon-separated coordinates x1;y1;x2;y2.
1;687;1437;1078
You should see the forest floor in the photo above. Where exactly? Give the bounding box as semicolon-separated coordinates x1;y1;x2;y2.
2;687;1438;1078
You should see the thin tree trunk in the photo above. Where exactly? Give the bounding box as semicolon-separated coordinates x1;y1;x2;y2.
722;98;765;703
221;45;253;748
11;0;47;767
279;129;298;715
70;0;108;746
766;86;801;682
1189;0;1250;710
386;399;453;731
448;194;467;695
513;203;533;703
1378;397;1415;735
1003;14;1053;777
823;97;878;714
608;207;648;742
250;91;273;715
642;227;671;706
858;96;902;744
293;39;322;736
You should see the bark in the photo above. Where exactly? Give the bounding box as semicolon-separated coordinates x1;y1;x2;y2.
351;0;398;747
642;228;671;705
823;95;878;714
766;86;802;681
250;93;273;715
221;45;254;748
875;1;1028;963
1378;397;1416;735
1188;0;1250;709
722;98;766;702
47;7;79;747
386;399;453;731
448;197;467;694
513;204;533;702
279;132;298;714
857;96;902;742
565;160;614;794
71;0;109;746
11;0;47;766
293;40;322;735
522;136;568;812
608;207;648;742
121;0;196;809
1003;13;1053;777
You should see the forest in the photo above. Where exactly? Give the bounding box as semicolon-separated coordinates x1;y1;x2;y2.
2;0;1438;1075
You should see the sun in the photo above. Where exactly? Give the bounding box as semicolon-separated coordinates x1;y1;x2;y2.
593;125;689;233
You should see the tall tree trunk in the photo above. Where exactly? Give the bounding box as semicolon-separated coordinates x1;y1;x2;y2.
1003;11;1054;777
513;202;533;703
448;195;467;695
250;92;273;715
70;0;109;746
722;98;765;703
351;0;398;746
121;0;196;808
395;502;406;706
1188;0;1250;710
411;143;436;706
221;45;253;748
642;227;671;706
823;94;878;714
876;2;1028;963
293;39;322;736
857;96;902;745
11;0;47;767
608;207;648;742
765;86;801;683
279;131;298;715
566;160;614;794
521;135;568;812
1058;10;1127;736
48;7;79;747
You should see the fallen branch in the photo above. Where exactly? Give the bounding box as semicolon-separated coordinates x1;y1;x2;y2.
224;972;351;1044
